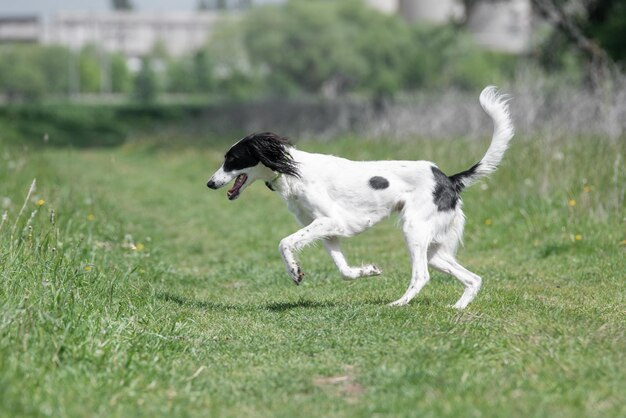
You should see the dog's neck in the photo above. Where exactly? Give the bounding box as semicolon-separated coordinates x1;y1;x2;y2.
265;148;306;198
264;172;282;191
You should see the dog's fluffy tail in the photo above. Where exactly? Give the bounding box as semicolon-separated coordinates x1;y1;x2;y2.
450;86;514;191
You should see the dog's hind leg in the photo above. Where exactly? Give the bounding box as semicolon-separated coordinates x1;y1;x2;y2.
428;251;482;309
279;218;347;285
323;237;382;280
389;220;432;307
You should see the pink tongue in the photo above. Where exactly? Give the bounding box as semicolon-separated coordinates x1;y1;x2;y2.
228;174;246;196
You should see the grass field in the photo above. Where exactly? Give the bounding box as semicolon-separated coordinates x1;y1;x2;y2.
1;133;625;417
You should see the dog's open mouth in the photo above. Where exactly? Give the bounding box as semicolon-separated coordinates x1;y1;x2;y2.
227;174;248;200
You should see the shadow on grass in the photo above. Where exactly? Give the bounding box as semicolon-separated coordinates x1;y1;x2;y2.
158;291;341;312
158;291;251;312
157;292;398;312
264;299;337;311
157;291;426;312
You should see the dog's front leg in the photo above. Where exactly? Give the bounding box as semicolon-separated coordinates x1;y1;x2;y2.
323;238;382;280
278;218;345;285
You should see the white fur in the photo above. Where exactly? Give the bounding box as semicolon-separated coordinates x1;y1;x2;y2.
458;86;515;188
208;86;514;308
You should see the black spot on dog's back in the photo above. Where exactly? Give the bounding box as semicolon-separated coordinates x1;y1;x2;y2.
369;176;389;190
431;166;458;211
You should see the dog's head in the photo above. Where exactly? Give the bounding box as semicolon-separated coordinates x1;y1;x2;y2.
207;132;299;200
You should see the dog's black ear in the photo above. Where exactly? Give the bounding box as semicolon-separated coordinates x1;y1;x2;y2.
248;132;300;177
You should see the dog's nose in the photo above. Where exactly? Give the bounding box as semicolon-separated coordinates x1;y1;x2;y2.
207;180;217;189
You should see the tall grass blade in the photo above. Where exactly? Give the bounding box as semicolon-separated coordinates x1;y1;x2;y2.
11;178;37;235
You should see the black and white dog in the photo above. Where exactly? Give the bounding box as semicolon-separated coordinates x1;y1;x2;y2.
207;86;514;308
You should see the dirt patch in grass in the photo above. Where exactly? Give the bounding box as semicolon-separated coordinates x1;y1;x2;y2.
313;365;364;403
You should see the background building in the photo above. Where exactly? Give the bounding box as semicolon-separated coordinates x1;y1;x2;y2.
366;0;532;53
396;0;464;24
0;0;533;61
466;0;532;53
44;12;218;57
0;15;41;43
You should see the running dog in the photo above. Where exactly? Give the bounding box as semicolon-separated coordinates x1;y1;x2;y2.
207;86;514;308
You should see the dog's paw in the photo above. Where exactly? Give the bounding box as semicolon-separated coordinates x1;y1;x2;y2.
341;264;382;281
388;298;409;307
291;266;305;285
363;264;382;276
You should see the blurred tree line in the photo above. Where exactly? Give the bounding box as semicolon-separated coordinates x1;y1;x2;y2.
532;0;626;84
0;45;131;101
1;0;625;104
240;1;518;99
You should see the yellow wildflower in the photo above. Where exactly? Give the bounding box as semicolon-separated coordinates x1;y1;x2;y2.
583;185;592;193
568;199;577;207
36;199;45;206
84;265;93;272
575;234;583;241
129;242;145;251
87;213;95;221
484;218;493;226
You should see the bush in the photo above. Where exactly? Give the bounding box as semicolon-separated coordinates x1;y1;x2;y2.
243;1;400;96
0;44;132;101
0;105;126;147
406;24;519;90
133;57;161;104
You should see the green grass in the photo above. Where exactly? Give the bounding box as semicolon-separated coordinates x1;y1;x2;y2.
1;134;624;417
